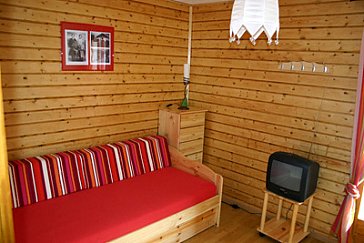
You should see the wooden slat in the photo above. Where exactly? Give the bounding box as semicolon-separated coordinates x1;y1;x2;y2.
3;83;182;100
281;14;364;28
0;21;185;41
151;209;216;242
7;129;157;161
193;2;364;21
132;0;188;12
0;0;188;30
279;0;345;5
0;62;183;74
193;0;363;13
6;119;157;150
3;92;181;113
191;48;360;65
0;48;187;63
0;2;188;25
0;20;187;47
192;39;361;54
192;2;232;13
191;67;358;90
193;14;364;31
5;102;162;125
193;27;364;41
279;1;364;17
192;57;357;78
6;111;158;138
1;73;181;87
73;0;189;21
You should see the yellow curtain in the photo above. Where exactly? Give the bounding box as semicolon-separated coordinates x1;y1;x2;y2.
0;64;15;242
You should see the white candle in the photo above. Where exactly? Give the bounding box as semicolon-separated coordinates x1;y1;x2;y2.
184;64;190;78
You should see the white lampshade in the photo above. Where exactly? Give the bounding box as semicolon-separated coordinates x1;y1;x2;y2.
229;0;280;45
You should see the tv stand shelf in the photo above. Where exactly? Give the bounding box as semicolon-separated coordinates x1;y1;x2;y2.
257;190;314;243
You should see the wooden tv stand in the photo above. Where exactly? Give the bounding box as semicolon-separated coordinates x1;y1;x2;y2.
257;190;314;243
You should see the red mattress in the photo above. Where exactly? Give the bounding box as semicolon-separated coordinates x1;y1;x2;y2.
13;167;217;243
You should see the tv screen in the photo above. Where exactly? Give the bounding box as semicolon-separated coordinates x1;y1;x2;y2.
270;159;303;192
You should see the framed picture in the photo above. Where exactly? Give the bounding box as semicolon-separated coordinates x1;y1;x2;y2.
61;22;114;71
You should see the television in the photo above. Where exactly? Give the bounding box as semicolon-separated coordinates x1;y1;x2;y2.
266;152;320;202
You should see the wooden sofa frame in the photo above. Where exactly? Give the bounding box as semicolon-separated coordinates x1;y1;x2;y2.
111;146;223;243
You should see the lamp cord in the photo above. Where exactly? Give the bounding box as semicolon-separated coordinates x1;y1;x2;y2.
286;203;293;220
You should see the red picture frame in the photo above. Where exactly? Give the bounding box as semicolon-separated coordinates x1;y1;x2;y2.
61;22;114;71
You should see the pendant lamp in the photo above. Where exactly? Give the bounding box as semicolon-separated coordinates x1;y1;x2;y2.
229;0;280;46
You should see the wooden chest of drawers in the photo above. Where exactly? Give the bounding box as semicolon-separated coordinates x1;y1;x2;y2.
158;105;207;162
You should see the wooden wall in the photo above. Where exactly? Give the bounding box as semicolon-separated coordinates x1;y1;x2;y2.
1;0;363;241
190;0;364;241
0;0;189;160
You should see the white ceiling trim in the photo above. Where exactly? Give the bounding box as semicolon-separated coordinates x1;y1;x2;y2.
172;0;231;4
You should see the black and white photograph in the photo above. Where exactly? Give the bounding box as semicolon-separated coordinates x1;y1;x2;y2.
90;31;111;65
65;30;88;65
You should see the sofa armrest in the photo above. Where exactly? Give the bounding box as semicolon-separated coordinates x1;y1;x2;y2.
168;146;223;199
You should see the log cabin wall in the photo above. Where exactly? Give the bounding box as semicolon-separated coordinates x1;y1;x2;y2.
190;0;364;241
0;0;188;160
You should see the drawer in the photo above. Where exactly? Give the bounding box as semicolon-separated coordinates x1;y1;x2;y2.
179;125;205;143
180;112;205;128
185;152;203;162
179;139;204;155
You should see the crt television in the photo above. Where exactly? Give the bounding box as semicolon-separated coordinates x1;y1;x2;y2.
266;152;320;202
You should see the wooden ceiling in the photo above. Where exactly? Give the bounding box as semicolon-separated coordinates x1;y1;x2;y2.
171;0;231;5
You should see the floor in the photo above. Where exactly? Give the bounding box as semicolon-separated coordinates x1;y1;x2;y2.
186;203;323;243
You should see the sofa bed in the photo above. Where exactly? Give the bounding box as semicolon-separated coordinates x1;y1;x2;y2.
8;135;223;242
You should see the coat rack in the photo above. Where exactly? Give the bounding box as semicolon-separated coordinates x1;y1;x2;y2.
279;61;329;73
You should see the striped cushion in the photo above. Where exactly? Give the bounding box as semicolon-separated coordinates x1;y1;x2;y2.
8;135;171;208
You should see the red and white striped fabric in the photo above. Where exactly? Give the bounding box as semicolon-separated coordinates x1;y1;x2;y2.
8;135;171;208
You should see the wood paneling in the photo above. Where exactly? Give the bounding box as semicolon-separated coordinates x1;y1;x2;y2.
0;66;15;242
0;0;188;160
190;1;364;241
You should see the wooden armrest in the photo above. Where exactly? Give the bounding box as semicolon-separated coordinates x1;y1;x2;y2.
168;145;223;197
